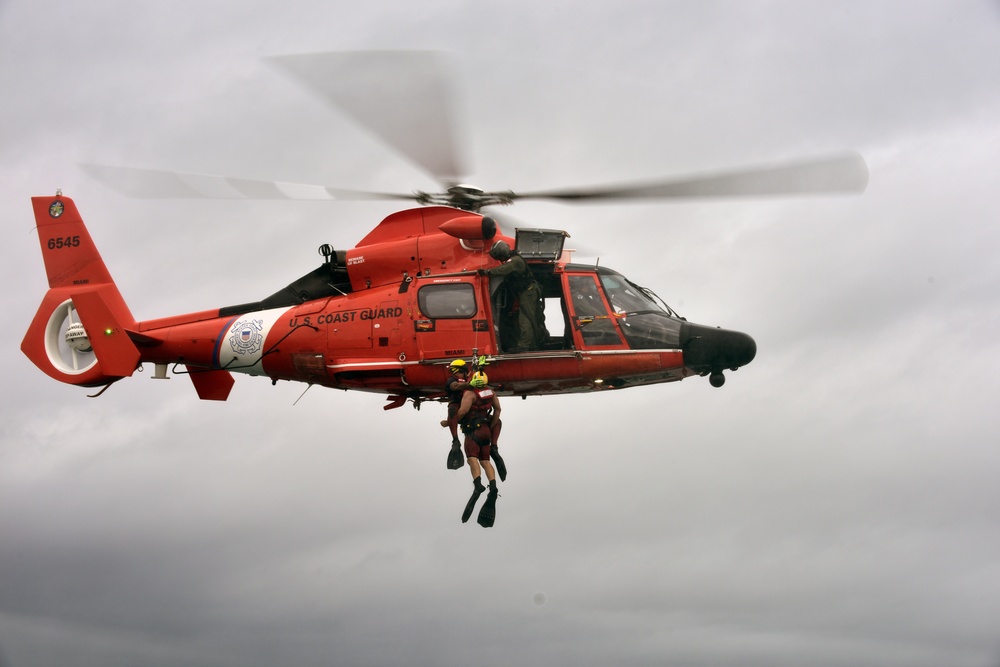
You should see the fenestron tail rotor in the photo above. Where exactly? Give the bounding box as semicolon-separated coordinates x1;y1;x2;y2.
46;299;98;375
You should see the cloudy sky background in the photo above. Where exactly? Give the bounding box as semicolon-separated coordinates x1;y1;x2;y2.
2;1;1000;665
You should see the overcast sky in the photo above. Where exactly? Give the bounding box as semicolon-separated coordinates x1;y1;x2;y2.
2;1;1000;666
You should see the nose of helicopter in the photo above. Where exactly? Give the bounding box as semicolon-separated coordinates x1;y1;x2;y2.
681;322;757;376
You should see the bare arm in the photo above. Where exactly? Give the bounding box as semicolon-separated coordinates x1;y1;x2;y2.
455;390;475;421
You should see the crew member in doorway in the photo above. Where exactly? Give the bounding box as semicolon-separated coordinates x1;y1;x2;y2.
455;371;501;527
479;240;545;353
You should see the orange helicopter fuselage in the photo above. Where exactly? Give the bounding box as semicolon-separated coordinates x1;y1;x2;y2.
22;196;755;406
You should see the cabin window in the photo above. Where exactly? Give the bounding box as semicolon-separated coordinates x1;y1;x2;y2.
418;283;477;319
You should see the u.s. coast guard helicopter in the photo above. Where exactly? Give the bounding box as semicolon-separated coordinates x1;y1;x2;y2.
21;52;867;408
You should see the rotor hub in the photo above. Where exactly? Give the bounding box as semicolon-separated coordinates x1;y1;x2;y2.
65;321;93;353
412;184;514;212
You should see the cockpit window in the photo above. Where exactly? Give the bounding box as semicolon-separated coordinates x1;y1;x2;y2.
599;272;682;349
616;312;683;349
418;283;477;319
600;273;673;316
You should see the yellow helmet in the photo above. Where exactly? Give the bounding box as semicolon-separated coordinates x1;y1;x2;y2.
470;371;488;388
449;359;468;374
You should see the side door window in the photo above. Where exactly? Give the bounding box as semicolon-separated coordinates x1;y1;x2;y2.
415;281;491;359
418;283;478;319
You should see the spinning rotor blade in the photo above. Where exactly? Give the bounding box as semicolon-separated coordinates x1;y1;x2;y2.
80;51;868;214
82;51;472;203
79;163;418;202
511;152;869;203
266;51;470;184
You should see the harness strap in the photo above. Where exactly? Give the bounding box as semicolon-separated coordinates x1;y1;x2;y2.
463;423;491;446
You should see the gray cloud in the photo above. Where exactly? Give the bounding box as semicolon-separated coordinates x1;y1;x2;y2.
2;1;1000;666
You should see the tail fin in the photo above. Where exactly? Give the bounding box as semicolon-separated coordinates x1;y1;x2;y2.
22;195;141;388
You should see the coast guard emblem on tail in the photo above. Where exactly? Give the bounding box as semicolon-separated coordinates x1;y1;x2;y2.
229;318;264;356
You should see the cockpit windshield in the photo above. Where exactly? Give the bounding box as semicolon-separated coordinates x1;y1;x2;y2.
599;272;679;318
598;270;684;350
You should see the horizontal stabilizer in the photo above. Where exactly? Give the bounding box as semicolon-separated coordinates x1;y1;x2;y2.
187;367;235;401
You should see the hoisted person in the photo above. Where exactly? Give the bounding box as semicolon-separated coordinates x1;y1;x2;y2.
441;359;470;470
455;371;502;527
441;359;506;480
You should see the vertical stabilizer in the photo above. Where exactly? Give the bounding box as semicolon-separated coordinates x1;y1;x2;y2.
22;195;140;387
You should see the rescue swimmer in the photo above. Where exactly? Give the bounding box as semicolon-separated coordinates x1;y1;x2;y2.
442;359;470;470
454;371;502;527
442;359;507;479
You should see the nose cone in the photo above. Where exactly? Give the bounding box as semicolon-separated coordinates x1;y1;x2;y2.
681;323;757;373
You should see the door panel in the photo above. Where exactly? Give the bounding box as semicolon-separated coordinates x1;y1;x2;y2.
565;274;626;349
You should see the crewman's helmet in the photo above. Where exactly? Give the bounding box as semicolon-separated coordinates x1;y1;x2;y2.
489;240;511;262
470;371;489;388
449;359;468;374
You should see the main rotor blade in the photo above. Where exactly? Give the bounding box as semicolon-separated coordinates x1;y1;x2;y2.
266;51;469;184
79;163;418;202
512;152;869;202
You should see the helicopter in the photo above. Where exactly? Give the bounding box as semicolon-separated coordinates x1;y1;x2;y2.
21;52;868;408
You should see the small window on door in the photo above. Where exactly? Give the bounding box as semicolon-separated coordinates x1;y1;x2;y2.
418;283;477;319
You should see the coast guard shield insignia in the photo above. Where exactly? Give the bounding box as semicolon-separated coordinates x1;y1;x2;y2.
229;318;264;356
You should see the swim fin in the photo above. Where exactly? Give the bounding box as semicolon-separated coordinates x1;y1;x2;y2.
477;489;498;528
490;449;507;481
461;478;486;523
447;442;464;470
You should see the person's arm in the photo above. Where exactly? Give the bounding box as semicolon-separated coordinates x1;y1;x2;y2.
487;255;525;279
455;390;475;421
490;395;501;428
